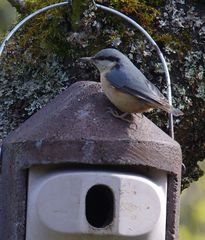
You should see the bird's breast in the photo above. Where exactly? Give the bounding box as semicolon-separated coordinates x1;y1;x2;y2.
100;74;153;113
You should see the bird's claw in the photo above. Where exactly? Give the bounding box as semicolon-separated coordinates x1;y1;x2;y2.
107;107;132;123
135;113;143;119
107;107;118;116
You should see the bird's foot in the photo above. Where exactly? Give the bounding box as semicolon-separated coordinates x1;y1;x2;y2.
107;107;132;123
135;113;143;119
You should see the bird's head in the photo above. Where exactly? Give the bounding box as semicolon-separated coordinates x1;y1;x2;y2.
80;48;127;72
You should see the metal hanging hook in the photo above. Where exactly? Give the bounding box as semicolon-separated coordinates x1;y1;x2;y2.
0;1;174;138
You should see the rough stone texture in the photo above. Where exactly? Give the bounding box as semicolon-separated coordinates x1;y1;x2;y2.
1;81;182;240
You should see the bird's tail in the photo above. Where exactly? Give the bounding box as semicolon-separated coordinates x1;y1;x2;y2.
157;102;184;116
145;97;184;117
170;107;184;116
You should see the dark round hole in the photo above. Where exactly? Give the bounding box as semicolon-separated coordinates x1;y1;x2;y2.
86;184;114;228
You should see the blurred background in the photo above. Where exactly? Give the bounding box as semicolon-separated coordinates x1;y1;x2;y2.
0;0;17;41
180;161;205;240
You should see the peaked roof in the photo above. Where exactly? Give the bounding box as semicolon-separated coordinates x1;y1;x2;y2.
3;81;181;173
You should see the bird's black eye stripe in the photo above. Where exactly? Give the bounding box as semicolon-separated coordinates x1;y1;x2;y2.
94;56;120;62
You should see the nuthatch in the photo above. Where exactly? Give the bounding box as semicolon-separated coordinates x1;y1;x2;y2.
80;48;183;121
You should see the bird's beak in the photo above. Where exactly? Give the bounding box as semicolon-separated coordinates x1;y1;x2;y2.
79;56;93;62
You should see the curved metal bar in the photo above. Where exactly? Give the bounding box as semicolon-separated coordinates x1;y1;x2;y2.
0;1;70;56
0;1;174;138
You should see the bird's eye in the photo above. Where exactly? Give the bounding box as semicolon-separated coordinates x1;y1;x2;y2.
94;56;119;62
94;56;107;61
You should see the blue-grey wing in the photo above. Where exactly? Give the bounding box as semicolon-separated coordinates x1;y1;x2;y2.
106;65;169;107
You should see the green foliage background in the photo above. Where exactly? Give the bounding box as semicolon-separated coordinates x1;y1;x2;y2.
0;0;17;41
180;162;205;240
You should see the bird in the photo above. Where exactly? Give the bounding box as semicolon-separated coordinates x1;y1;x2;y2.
80;48;183;121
